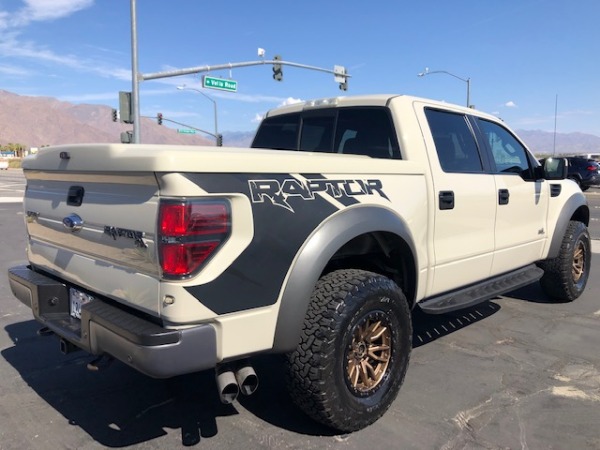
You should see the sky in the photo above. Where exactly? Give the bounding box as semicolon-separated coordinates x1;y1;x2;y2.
0;0;599;138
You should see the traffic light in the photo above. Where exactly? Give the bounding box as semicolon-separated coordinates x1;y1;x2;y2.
120;131;133;144
334;65;348;91
119;91;133;124
216;134;223;147
157;113;163;125
272;55;283;81
111;108;118;122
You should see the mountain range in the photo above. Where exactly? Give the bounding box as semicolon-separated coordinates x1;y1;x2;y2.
1;90;599;155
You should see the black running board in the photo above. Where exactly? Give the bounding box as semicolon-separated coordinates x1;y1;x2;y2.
418;264;544;314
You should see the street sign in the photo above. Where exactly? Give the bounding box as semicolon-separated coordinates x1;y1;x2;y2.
177;129;196;134
202;76;238;92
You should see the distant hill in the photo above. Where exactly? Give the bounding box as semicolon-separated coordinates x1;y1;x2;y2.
1;90;598;155
515;129;600;156
0;90;213;148
221;130;254;148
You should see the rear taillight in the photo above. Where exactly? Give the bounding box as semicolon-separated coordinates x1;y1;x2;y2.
586;164;597;172
159;200;230;278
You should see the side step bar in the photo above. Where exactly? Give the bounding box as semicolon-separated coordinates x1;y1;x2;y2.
419;264;544;314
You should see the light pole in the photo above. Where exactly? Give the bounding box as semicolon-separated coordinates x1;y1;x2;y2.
176;85;219;146
418;68;471;108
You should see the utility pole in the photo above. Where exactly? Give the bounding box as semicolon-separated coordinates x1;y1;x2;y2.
418;68;471;108
177;85;219;146
130;0;141;143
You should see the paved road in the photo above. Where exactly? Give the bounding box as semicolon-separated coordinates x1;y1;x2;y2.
1;170;599;449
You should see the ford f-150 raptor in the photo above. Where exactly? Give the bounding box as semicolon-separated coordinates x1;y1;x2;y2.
8;94;590;432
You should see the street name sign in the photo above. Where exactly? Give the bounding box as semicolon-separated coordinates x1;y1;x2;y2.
177;129;196;134
202;76;238;92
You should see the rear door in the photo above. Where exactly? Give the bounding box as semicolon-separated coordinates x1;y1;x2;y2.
424;108;496;295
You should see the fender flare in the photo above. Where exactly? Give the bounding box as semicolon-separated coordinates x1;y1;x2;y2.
547;191;589;259
272;205;418;353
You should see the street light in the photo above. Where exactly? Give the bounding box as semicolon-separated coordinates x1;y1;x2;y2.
176;85;219;145
418;67;471;108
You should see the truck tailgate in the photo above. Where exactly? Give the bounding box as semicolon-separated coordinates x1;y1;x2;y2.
23;168;160;315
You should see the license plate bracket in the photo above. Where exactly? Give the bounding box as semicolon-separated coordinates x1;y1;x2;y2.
69;288;94;319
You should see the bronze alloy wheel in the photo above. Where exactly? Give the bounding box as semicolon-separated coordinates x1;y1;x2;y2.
572;239;586;283
346;312;392;394
538;220;590;302
287;269;412;431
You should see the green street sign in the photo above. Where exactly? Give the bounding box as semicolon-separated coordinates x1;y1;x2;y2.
177;129;196;134
202;76;238;92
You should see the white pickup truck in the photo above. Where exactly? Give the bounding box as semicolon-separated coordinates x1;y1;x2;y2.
8;94;590;432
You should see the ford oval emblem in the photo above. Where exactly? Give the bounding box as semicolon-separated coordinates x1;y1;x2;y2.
63;213;84;232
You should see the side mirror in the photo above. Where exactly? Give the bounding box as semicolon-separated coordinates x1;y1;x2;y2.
540;157;568;180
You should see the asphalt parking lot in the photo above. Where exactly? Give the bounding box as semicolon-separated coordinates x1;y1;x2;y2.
1;170;599;449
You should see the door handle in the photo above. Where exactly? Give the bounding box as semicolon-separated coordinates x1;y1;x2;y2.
439;191;455;210
498;189;509;205
67;186;85;206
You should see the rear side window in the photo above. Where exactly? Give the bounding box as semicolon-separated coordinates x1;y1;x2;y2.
425;109;483;173
251;107;401;159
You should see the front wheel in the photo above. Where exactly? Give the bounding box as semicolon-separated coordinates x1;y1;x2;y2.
538;220;591;301
286;269;412;432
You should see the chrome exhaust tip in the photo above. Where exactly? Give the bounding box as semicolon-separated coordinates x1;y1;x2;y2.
215;366;239;404
235;364;259;396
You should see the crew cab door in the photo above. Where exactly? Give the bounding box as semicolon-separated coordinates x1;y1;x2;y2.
473;118;549;274
424;108;496;295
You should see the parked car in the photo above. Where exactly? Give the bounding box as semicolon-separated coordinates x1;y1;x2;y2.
540;156;600;191
0;159;9;170
565;157;600;191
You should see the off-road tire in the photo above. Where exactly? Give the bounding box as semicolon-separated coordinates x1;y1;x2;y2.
286;269;412;432
538;220;591;301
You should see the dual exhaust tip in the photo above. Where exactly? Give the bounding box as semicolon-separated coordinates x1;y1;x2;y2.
58;333;258;404
216;363;259;404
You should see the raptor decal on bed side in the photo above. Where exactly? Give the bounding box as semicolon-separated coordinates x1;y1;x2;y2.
181;173;345;314
248;177;387;212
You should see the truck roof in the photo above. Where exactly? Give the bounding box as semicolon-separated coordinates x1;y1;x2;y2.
265;94;501;123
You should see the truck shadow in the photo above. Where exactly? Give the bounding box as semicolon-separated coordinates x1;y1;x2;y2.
502;281;570;304
3;301;504;445
2;320;237;447
1;320;333;446
411;300;501;348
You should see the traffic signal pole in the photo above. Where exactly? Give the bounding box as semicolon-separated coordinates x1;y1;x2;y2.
129;0;350;144
130;0;141;143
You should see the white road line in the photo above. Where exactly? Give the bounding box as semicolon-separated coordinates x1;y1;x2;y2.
0;197;23;203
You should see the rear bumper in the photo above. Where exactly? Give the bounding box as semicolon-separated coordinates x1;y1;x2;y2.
8;265;218;378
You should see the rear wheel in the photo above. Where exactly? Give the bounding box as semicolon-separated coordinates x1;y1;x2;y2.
286;269;412;432
538;220;591;301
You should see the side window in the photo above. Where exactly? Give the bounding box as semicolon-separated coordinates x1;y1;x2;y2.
425;109;483;173
335;108;401;159
251;113;300;150
477;119;532;177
